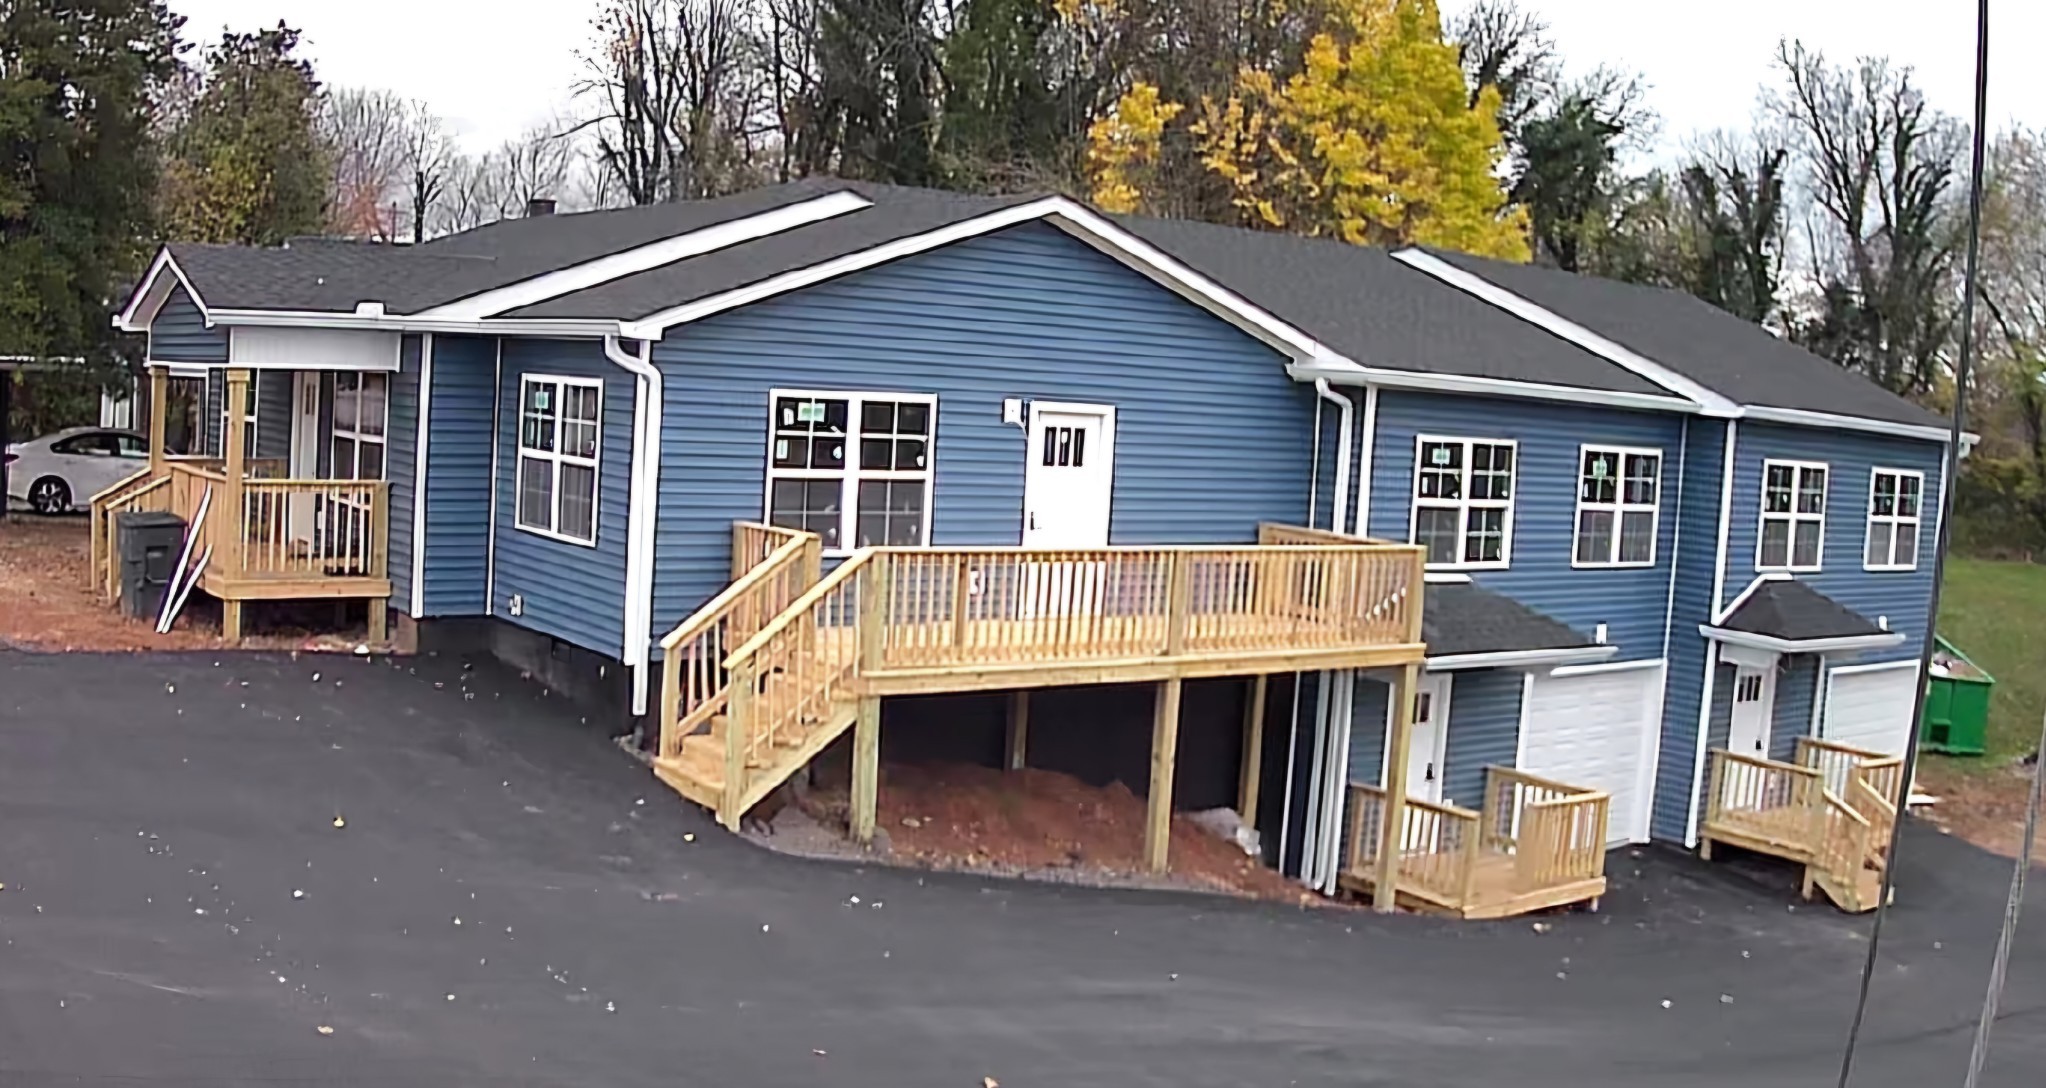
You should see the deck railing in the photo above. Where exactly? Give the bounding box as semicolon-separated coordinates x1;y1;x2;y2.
657;525;822;760
89;468;173;600
1813;789;1873;893
1346;767;1608;912
1705;749;1822;837
235;478;389;578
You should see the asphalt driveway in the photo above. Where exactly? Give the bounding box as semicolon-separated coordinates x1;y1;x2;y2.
1;650;2039;1087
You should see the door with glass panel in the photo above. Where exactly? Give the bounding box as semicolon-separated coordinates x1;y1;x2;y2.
325;371;388;573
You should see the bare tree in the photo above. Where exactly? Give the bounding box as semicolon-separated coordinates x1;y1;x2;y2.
401;102;455;242
320;86;410;238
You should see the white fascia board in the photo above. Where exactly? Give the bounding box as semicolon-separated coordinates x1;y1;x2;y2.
208;308;627;339
1421;571;1471;585
1711;571;1791;626
1741;405;1973;446
1426;645;1618;671
1827;658;1920;676
415;191;873;321
1392;248;1740;415
621;196;1335;363
1286;362;1698;415
1696;625;1906;655
115;249;209;332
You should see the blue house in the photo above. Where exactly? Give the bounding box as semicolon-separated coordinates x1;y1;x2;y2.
103;181;1956;913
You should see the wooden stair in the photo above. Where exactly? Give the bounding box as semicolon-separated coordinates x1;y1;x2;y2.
651;663;860;826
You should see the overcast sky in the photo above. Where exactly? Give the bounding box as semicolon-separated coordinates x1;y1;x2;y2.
167;0;2040;157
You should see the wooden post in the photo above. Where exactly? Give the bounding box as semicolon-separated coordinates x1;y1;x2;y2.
851;695;881;844
147;365;168;474
1164;552;1191;655
722;658;755;830
1144;676;1184;873
950;554;972;652
1375;662;1420;912
222;368;249;575
657;647;681;758
858;553;890;672
1237;674;1269;821
367;600;389;644
1005;690;1030;771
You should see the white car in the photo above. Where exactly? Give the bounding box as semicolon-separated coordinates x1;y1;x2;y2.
4;427;150;514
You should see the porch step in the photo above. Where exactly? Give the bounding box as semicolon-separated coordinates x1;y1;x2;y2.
651;694;862;827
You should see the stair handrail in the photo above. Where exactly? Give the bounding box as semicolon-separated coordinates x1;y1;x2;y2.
655;528;821;760
722;549;877;670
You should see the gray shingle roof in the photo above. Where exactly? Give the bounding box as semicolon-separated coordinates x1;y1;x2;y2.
1422;582;1599;657
1425;249;1947;429
1717;580;1890;642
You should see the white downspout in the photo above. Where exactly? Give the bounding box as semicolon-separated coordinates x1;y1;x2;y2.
1301;674;1332;886
604;335;662;717
1352;385;1378;537
1320;671;1355;894
1315;379;1354;533
410;333;434;619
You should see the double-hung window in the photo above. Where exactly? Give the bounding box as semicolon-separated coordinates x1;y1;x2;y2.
1758;459;1827;571
515;375;602;546
1864;467;1924;571
220;377;258;455
329;372;388;482
765;390;934;551
1573;446;1661;567
1411;436;1516;568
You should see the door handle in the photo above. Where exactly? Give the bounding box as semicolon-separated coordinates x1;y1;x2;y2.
1029;511;1038;530
1426;763;1436;781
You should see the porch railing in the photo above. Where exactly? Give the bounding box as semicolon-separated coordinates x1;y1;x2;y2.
1345;767;1609;912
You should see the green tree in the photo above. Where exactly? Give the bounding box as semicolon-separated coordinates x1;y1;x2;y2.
939;0;1086;190
0;0;182;374
788;0;943;185
160;22;328;245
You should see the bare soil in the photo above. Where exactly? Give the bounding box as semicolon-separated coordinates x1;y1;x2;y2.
792;761;1323;905
1916;760;2046;865
0;514;372;653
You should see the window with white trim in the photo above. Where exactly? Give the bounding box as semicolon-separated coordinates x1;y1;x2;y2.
1864;467;1923;570
220;378;257;455
1410;436;1516;568
765;390;934;551
515;375;602;546
1573;446;1661;567
329;372;388;482
1758;459;1827;571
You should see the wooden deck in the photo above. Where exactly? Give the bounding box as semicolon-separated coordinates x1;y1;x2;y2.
653;522;1429;880
1699;738;1903;913
1338;767;1611;919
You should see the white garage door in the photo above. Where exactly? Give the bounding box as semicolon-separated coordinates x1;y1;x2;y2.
1823;663;1920;757
1519;663;1662;845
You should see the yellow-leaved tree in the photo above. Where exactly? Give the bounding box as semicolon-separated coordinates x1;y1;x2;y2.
1088;0;1529;260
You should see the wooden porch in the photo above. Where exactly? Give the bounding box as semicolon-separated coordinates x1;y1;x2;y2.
653;521;1432;900
87;366;391;643
1700;738;1903;912
1339;767;1611;918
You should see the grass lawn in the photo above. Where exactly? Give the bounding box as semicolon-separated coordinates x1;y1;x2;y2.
1932;557;2046;770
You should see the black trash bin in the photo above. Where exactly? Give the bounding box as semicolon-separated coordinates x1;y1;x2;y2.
117;510;188;621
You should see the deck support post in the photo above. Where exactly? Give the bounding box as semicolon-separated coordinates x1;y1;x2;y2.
1375;661;1421;912
1145;676;1184;873
367;600;389;644
1238;674;1268;822
1005;690;1029;771
218;368;251;645
146;365;167;474
851;695;881;844
221;600;243;643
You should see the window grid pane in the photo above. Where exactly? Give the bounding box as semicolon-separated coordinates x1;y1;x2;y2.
767;393;933;551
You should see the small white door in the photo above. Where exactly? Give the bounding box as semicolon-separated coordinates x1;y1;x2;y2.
290;372;322;544
1727;665;1775;758
1022;402;1115;547
1398;674;1453;803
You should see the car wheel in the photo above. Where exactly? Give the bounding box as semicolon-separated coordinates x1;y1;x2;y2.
29;477;71;515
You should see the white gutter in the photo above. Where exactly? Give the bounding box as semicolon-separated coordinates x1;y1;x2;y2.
1696;626;1906;656
1424;645;1619;671
604;335;663;717
410;333;434;618
1352;385;1379;536
1289;361;1696;416
1315;379;1354;533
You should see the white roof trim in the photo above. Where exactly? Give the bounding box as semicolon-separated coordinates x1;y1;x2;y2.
115;248;211;332
1742;404;1970;446
619;196;1336;362
207;309;627;338
1426;645;1618;671
414;190;874;320
1712;571;1792;626
1696;625;1905;655
1422;571;1472;584
1290;361;1697;415
1393;247;1739;415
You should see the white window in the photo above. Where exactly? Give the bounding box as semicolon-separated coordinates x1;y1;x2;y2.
1573;446;1661;567
765;389;934;551
1864;467;1924;571
329;372;388;482
1758;459;1827;571
220;377;257;455
515;374;602;546
1410;436;1516;568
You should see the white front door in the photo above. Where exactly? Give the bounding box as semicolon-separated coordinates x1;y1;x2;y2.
1022;402;1115;547
290;372;322;544
1727;665;1775;759
1400;673;1453;803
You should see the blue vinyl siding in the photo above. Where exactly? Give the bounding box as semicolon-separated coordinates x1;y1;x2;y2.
1365;390;1682;659
1653;418;1727;842
1770;654;1820;762
386;337;422;614
647;222;1308;640
254;371;292;461
1724;422;1946;665
1439;669;1523;808
1347;676;1391;786
492;339;635;657
148;285;226;363
420;335;497;615
202;370;223;456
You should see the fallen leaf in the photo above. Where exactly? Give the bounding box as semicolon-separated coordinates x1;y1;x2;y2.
985;1078;1000;1088
316;1025;334;1035
332;816;346;829
812;1048;827;1056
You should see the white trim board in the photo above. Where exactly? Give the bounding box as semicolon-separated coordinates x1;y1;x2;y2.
1426;645;1617;671
1293;362;1695;416
116;249;211;331
410;334;435;619
1697;625;1906;655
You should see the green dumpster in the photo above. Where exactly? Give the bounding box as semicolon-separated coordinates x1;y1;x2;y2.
1922;635;1994;756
